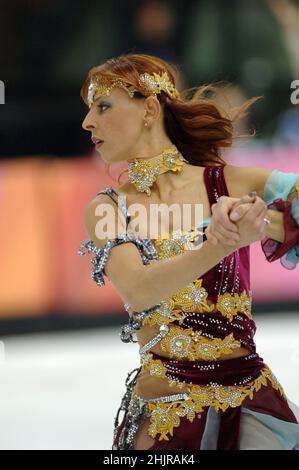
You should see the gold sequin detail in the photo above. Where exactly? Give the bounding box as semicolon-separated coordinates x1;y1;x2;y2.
142;280;216;328
143;284;252;327
143;299;188;327
134;363;286;441
172;279;216;313
147;227;252;324
153;227;203;260
215;290;252;322
159;326;241;361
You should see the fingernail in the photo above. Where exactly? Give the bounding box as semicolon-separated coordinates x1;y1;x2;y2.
248;191;257;197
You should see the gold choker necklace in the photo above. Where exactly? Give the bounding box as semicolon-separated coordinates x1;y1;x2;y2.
127;145;188;196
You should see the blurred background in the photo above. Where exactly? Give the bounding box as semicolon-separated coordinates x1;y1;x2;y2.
0;0;298;450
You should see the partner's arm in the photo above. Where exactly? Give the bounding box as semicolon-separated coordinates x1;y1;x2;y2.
209;167;299;269
258;169;299;268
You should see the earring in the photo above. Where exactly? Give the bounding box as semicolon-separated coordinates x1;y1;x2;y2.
144;122;148;127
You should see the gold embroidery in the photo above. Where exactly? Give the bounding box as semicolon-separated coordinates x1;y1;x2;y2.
215;290;252;322
142;280;216;328
147;227;253;324
172;279;216;313
143;299;188;327
133;364;285;441
295;181;299;197
143;285;252;328
152;227;203;260
159;326;241;361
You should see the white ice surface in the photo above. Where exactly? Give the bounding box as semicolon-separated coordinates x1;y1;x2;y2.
0;312;298;449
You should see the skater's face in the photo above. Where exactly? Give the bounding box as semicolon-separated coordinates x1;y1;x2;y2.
82;86;162;164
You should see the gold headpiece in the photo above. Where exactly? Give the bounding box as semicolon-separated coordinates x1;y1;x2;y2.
86;71;179;108
127;144;188;196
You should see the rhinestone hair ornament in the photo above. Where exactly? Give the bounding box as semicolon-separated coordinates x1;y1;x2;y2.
86;71;179;108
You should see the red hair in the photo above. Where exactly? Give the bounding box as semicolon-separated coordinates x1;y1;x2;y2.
80;53;263;184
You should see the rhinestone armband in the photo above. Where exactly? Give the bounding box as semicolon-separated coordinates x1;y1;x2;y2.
77;235;158;288
119;304;163;343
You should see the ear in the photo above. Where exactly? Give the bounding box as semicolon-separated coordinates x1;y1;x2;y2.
143;95;161;124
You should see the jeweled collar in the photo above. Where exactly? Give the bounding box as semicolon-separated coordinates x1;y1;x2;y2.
127;144;188;196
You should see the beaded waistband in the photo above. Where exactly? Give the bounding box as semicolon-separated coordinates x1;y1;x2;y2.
140;351;266;388
112;355;286;449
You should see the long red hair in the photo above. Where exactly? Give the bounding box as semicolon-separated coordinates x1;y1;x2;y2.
80;53;263;184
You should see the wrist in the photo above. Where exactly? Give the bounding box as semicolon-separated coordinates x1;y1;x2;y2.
204;238;236;258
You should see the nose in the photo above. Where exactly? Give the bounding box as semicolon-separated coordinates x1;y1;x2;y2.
82;110;95;131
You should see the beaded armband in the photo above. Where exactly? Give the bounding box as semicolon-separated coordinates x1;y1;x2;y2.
77;233;158;287
261;197;299;269
119;304;163;343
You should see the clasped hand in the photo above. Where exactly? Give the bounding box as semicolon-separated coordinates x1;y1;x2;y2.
205;192;269;248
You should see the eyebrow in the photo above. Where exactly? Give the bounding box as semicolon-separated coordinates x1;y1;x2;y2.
94;96;110;104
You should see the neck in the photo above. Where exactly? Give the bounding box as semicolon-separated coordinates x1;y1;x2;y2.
127;135;175;163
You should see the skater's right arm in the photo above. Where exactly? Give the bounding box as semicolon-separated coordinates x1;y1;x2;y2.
83;194;236;312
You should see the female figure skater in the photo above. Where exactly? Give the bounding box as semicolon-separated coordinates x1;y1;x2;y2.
78;53;299;450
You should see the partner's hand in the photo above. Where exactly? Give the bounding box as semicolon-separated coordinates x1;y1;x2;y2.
205;193;257;246
206;193;269;249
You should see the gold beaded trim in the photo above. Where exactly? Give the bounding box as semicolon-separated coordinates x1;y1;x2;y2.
87;79;136;107
142;279;216;328
86;71;179;108
215;290;252;322
139;71;180;99
133;365;285;441
142;299;189;327
171;279;216;313
150;227;253;323
158;326;241;361
152;227;203;259
143;283;252;328
127;146;188;196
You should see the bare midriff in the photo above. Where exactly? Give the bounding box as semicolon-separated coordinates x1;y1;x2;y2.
127;301;251;400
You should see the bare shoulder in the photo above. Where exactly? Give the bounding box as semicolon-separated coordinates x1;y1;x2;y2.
223;164;273;200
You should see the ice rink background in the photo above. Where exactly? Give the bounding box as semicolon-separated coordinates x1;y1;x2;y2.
0;312;298;450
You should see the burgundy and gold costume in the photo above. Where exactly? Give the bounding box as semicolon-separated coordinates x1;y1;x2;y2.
78;165;299;450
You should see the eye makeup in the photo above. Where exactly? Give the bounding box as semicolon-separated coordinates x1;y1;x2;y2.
96;100;110;112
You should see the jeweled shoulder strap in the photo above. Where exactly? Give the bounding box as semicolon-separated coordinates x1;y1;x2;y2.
96;187;132;230
203;164;230;207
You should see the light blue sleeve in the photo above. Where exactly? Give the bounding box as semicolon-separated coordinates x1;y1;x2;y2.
263;169;299;204
263;169;299;270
